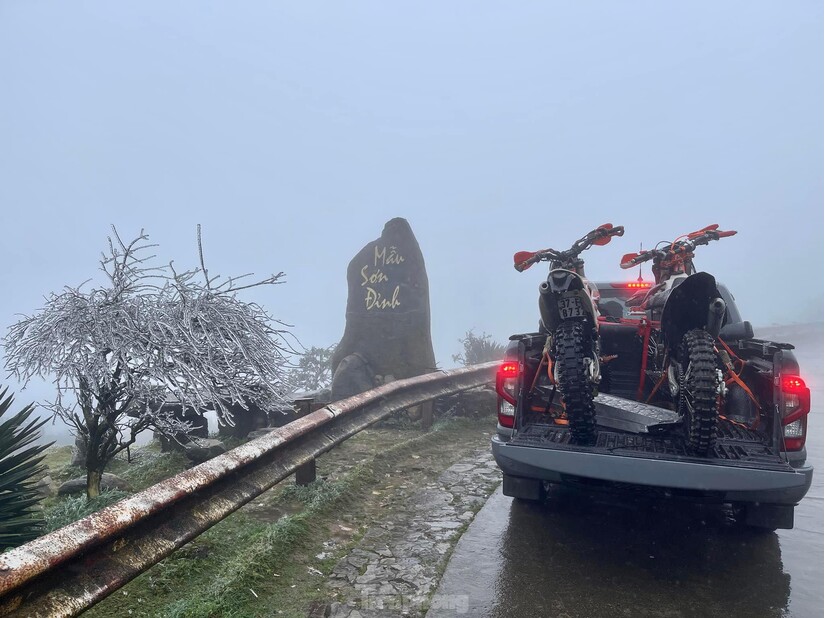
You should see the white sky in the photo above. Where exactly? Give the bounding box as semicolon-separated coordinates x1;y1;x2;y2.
0;2;822;431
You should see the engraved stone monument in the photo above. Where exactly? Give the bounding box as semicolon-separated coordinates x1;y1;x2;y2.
331;218;437;400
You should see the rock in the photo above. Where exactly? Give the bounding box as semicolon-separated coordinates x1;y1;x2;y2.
184;439;227;463
325;602;341;618
57;473;131;496
331;218;436;400
330;353;375;401
70;435;87;467
347;556;367;569
33;476;55;498
447;463;475;474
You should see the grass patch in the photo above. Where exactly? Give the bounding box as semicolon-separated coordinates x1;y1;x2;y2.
44;489;132;532
147;467;376;618
280;478;350;511
40;445;73;476
116;449;189;490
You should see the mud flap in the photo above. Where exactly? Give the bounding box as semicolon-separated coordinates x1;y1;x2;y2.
502;474;546;502
744;503;795;530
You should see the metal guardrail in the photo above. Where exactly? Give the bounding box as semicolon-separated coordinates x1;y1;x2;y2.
0;362;498;617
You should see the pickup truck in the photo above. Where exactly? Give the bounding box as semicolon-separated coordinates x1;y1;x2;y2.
491;281;814;530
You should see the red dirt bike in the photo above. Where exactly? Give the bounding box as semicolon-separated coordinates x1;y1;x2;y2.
514;223;625;444
618;224;749;455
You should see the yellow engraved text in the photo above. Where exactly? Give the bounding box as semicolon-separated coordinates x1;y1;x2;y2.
374;245;405;267
360;265;390;286
365;285;401;310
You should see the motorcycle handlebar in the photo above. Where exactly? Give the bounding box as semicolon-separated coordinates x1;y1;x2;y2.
515;224;624;272
620;249;658;269
620;227;736;269
574;224;624;252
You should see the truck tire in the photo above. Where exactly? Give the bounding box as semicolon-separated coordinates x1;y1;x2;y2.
678;329;720;455
554;321;597;445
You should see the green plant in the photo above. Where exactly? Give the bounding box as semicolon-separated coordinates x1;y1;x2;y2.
119;450;188;490
44;489;131;532
452;330;505;366
279;478;347;510
0;387;51;551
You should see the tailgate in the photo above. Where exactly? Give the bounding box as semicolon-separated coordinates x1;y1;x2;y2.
492;427;813;505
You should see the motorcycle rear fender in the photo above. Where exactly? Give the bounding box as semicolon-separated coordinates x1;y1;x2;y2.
661;272;726;350
538;270;598;333
543;269;584;294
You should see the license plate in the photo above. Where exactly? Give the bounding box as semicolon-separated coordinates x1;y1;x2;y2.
558;294;584;319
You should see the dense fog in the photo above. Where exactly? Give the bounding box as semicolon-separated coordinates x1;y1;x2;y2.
0;2;821;444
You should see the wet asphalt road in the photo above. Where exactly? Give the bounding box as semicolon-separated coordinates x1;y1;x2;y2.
430;325;822;618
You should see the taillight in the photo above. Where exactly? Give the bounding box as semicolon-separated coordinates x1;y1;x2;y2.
780;374;810;451
782;376;807;394
496;360;519;428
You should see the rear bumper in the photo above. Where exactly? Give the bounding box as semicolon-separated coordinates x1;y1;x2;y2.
491;435;813;506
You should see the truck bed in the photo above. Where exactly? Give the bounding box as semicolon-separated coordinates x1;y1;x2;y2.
495;329;814;521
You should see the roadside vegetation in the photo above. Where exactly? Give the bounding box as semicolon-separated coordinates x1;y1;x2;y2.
31;412;497;618
288;344;337;394
452;330;505;366
0;388;51;551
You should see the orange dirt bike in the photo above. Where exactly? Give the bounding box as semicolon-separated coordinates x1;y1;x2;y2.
619;224;740;455
514;223;625;444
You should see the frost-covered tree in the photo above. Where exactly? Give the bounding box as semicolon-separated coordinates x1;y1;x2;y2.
4;227;292;498
288;344;336;393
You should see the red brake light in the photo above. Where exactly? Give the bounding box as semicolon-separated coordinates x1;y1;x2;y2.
782;376;807;394
499;361;518;376
610;282;652;289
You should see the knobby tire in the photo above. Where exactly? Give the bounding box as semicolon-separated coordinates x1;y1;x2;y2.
679;328;720;455
554;321;597;445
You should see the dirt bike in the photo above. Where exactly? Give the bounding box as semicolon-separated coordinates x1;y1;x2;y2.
514;223;625;444
619;224;738;455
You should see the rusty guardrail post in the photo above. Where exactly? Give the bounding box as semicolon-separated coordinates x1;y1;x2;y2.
421;400;434;430
292;398;327;486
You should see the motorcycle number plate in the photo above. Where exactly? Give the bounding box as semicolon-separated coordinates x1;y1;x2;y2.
558;294;584;319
